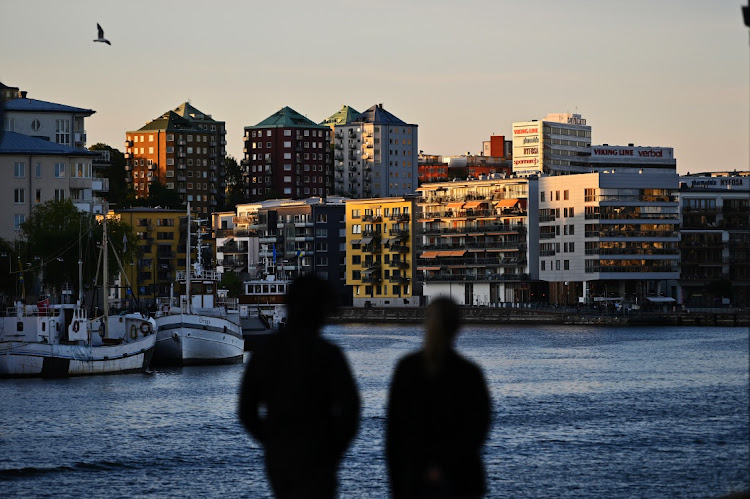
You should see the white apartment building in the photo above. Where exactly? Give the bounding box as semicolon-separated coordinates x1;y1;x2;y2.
537;171;681;307
332;104;418;198
3;88;94;149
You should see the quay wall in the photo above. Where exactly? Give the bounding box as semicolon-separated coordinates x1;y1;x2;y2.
329;307;750;327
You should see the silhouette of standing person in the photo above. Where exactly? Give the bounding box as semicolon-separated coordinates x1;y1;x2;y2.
239;274;360;498
386;296;491;499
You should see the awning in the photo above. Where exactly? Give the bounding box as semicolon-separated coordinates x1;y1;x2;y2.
436;250;466;257
360;237;373;244
495;198;519;208
420;251;439;259
463;201;486;209
350;239;361;245
647;297;676;303
446;202;465;209
381;238;392;244
418;266;441;271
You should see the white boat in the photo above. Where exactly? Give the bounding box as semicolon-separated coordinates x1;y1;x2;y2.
0;213;156;378
153;205;244;366
239;274;288;349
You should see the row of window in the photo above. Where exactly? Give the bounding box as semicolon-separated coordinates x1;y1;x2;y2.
248;129;325;138
13;162;90;179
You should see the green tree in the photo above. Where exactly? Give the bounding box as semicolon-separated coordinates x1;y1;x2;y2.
223;155;246;210
220;272;243;298
89;143;128;206
146;182;183;209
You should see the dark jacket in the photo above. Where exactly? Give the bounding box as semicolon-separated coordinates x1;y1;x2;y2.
386;350;491;498
239;329;360;498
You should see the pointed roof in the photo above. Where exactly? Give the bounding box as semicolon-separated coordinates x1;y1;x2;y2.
352;104;411;126
320;105;361;126
4;97;95;116
246;106;327;130
172;102;216;122
131;110;199;133
0;131;96;156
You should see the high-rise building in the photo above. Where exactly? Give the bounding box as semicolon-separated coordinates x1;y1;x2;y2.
512;113;591;176
243;107;330;201
332;104;418;198
125;103;227;216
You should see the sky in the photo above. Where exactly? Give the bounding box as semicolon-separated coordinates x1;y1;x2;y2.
2;0;748;175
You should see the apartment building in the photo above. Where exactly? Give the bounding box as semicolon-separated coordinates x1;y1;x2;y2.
333;104;418;198
537;171;681;307
2;85;94;149
125;103;227;216
679;172;750;308
0;132;103;240
416;179;537;306
345;197;418;307
243;107;330;201
114;207;187;306
321;105;361;131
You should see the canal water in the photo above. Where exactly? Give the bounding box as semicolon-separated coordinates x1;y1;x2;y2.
1;324;747;498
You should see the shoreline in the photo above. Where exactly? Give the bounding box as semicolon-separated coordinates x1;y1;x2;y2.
329;307;750;327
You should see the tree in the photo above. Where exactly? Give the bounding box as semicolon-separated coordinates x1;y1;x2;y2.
20;200;137;300
146;182;183;209
223;155;247;210
220;272;243;298
89;143;128;206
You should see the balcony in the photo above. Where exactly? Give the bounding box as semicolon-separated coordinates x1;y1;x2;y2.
389;261;409;269
362;244;381;254
362;261;381;269
390;244;409;253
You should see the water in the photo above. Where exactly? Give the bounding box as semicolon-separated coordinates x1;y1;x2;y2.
1;324;747;498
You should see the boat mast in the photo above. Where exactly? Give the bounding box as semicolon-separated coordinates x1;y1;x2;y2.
102;206;109;336
185;202;191;314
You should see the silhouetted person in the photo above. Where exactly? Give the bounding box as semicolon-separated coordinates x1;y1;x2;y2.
386;297;491;499
239;274;360;498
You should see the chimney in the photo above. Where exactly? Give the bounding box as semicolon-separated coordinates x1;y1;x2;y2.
19;90;27;99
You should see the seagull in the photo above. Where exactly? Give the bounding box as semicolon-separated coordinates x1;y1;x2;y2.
94;23;111;45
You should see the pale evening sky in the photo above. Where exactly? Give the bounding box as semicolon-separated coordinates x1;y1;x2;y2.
2;0;748;175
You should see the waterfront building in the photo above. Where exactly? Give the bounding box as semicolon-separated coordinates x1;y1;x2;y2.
243;107;330;201
125;103;227;217
537;171;681;307
332;104;418;198
0;132;105;240
416;178;536;306
320;105;361;131
512;113;591;176
114;207;187;306
678;172;750;308
2;85;94;149
588;144;676;174
345;197;418;307
418;154;449;184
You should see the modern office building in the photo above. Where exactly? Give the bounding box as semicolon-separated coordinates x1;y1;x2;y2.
2;85;94;149
333;104;418;198
588;144;676;173
416;178;536;306
243;107;330;201
537;171;681;307
345;197;417;307
125;103;227;216
512;113;592;176
0;132;105;240
678;172;750;308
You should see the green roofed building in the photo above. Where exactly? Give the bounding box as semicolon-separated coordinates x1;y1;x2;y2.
243;107;331;201
125;103;227;220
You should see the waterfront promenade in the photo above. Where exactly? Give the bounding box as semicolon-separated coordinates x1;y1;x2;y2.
330;306;750;327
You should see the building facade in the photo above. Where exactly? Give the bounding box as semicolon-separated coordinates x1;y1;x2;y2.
333;104;418;199
537;171;681;307
416;179;536;306
679;172;750;308
512;113;592;176
345;197;417;307
243;107;330;201
0;132;104;240
125;103;227;216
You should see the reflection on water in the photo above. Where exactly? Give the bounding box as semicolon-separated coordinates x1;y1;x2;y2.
1;324;747;498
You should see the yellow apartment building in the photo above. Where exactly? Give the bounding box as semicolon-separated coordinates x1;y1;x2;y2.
345;197;419;307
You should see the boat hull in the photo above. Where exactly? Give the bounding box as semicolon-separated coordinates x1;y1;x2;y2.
153;314;244;366
0;337;156;378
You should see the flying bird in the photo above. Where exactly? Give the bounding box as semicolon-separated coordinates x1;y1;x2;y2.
94;23;111;45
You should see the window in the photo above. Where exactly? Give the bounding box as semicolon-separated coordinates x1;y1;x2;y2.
540;191;545;202
55;163;65;178
284;141;292;148
14;189;25;204
54;189;65;201
35;189;41;203
564;190;569;200
14;214;25;231
352;224;361;234
55;120;70;144
266;142;272;148
35;162;42;178
541;261;546;271
31;119;41;131
564;260;570;270
14;162;25;178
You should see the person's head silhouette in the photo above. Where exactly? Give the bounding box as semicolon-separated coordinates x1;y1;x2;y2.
423;296;461;374
285;273;336;334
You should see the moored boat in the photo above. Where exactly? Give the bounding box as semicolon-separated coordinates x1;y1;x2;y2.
238;274;288;350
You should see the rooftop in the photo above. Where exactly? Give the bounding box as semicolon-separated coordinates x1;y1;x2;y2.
0;131;97;156
4;97;95;116
352;104;412;126
320;105;361;126
246;106;327;130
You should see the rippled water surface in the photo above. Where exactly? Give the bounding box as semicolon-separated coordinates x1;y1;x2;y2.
1;325;748;498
